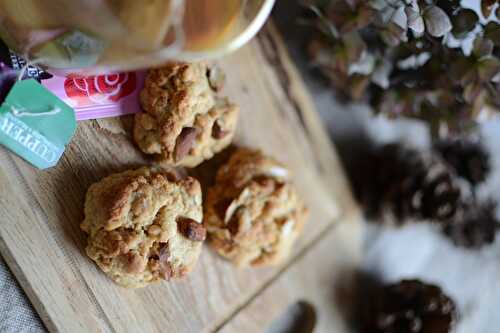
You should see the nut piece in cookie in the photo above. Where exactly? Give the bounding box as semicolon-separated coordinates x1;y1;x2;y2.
204;148;308;267
134;62;239;167
81;167;204;288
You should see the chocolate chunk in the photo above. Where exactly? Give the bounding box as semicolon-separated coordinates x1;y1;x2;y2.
177;217;206;241
174;127;198;161
214;198;232;220
227;216;240;236
227;207;244;236
212;120;229;139
251;175;273;187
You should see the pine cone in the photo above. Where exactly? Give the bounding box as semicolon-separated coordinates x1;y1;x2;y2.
358;144;461;223
363;279;458;333
392;154;461;221
443;201;498;249
355;144;411;219
434;139;490;186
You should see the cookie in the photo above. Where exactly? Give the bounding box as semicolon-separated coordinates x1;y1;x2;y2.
81;167;205;288
204;148;308;267
134;62;239;167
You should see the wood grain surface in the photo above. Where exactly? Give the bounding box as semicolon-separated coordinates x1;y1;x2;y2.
0;22;359;332
220;217;363;333
219;23;363;333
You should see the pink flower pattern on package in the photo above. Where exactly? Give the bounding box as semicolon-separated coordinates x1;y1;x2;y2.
42;71;146;121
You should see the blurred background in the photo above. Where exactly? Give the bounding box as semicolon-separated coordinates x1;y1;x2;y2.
273;0;500;332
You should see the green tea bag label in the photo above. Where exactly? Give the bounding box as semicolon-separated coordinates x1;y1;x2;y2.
0;79;76;169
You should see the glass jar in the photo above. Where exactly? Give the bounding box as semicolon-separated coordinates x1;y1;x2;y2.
0;0;275;74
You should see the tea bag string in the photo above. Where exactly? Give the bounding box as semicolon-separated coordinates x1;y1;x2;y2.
16;57;46;82
9;104;61;117
9;57;61;118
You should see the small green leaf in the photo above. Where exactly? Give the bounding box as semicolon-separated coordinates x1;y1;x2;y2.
481;0;496;19
369;0;387;11
348;52;375;75
406;6;425;35
423;5;452;37
472;37;494;59
380;19;408;46
451;9;479;38
435;0;461;17
349;74;370;100
478;58;500;82
463;82;483;105
342;31;366;64
391;6;408;31
450;57;472;82
484;22;500;46
456;64;479;87
376;5;396;24
371;59;393;89
356;5;376;30
326;0;356;34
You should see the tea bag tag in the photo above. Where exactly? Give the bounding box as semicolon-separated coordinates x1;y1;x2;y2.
0;79;76;169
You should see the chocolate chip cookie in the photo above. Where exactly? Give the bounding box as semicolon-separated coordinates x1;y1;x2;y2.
81;167;205;288
134;62;239;167
204;148;308;267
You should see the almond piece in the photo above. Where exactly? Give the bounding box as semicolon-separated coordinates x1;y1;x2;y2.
158;243;172;280
125;253;144;274
177;217;206;241
147;225;161;236
212;120;229;139
207;65;226;92
174;127;198;161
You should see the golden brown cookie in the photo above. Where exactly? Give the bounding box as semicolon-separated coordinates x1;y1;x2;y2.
204;148;308;267
81;167;205;288
134;62;239;167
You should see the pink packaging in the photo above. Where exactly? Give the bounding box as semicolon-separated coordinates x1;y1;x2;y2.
42;71;146;121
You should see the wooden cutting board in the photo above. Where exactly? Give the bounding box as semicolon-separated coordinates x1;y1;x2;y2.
220;219;362;333
0;22;360;332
